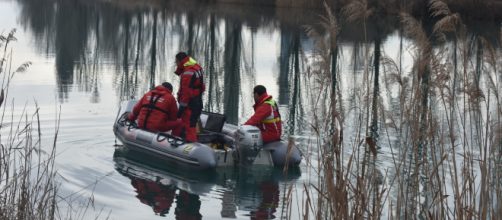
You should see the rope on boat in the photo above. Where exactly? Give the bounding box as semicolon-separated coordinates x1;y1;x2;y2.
156;133;185;147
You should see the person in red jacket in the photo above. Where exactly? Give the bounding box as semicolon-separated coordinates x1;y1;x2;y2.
173;52;205;142
244;85;282;144
128;82;182;133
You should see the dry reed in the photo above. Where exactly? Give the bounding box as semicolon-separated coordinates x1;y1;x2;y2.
287;0;502;219
0;30;108;220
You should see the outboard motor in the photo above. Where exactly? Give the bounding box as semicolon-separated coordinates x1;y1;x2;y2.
235;125;263;166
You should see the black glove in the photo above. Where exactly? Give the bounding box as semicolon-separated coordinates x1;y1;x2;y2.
177;106;186;118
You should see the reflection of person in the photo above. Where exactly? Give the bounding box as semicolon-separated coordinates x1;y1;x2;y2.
128;82;182;133
175;191;202;220
250;181;279;220
244;85;282;144
173;52;205;142
130;177;203;219
131;177;176;217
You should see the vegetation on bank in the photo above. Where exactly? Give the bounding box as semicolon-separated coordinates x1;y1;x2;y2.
0;30;106;220
289;0;502;219
0;29;59;220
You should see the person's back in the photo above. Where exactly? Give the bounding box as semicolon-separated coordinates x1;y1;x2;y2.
128;82;181;133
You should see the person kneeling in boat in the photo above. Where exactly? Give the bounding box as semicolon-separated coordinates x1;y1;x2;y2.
127;82;182;133
244;85;282;144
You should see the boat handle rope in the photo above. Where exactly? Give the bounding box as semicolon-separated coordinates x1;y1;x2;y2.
157;133;185;147
117;112;138;131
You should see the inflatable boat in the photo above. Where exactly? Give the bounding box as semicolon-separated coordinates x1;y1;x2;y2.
113;100;302;170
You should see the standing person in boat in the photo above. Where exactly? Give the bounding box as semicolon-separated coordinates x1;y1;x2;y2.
173;52;205;142
128;82;182;133
244;85;282;144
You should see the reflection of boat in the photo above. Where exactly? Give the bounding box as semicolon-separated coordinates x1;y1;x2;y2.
113;148;301;219
113;100;302;170
114;149;204;218
113;148;217;196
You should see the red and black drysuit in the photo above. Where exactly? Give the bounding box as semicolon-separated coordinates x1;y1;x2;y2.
128;85;181;133
174;56;205;142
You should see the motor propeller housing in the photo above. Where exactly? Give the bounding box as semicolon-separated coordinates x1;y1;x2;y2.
234;125;263;166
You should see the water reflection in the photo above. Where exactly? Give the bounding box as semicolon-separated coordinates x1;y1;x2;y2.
113;147;300;219
130;177;178;217
223;20;242;124
16;0;312;111
16;0;501;102
278;27;292;105
11;0;502;217
130;177;203;219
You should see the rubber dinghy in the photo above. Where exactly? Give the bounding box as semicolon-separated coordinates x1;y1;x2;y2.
113;100;302;170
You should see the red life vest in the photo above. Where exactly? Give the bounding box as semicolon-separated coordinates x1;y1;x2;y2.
128;85;178;132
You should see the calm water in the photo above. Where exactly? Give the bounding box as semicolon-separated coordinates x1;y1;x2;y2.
1;0;501;219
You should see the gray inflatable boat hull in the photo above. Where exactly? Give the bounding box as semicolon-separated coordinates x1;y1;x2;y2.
114;102;217;170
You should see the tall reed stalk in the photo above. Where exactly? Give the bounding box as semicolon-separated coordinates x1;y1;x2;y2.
289;0;502;219
0;29;60;220
0;30;105;220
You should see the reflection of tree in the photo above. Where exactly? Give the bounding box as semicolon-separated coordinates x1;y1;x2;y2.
54;0;91;102
16;0;290;106
278;27;293;105
118;12;143;101
369;35;381;147
17;0;497;115
223;20;242;124
186;14;195;56
123;12;131;85
75;13;101;103
117;12;133;101
205;14;222;113
18;0;56;56
133;12;143;78
149;11;158;90
90;14;101;104
288;32;303;134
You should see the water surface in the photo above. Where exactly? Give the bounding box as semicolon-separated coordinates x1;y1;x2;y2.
1;0;501;219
